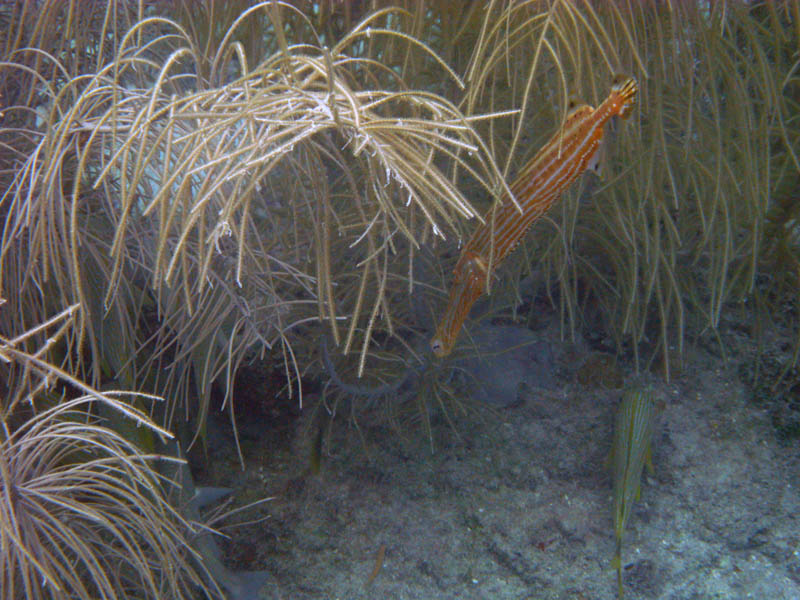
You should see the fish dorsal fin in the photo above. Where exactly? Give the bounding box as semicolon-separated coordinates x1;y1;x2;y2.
565;94;592;122
567;94;580;112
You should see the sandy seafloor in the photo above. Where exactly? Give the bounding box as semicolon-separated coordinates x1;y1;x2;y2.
194;306;800;600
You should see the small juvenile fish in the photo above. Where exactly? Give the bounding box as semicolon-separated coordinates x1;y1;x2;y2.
611;387;657;598
430;75;638;357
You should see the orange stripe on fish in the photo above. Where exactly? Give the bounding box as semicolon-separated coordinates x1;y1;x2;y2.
430;75;638;357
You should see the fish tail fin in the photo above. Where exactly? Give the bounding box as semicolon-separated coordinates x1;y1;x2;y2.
611;74;638;119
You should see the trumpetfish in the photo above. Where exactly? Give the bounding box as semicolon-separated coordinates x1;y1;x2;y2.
430;75;638;357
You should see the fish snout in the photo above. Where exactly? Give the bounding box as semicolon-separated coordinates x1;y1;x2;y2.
430;333;452;357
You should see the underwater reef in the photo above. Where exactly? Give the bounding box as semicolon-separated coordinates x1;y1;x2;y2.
1;1;799;598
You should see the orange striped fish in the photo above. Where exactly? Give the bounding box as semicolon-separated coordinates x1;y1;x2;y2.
430;75;638;357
